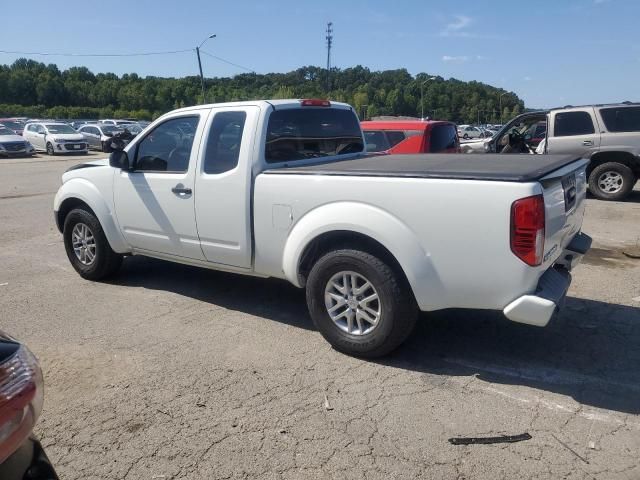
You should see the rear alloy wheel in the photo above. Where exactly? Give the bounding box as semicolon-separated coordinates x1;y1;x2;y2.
588;162;635;201
46;142;55;156
306;249;418;358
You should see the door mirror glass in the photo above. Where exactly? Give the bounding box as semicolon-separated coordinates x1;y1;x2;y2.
109;150;129;170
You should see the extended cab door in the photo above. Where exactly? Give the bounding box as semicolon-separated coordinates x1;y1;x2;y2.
546;108;601;155
113;111;209;260
193;106;259;268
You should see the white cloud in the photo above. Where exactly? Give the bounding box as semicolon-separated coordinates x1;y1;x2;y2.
440;15;473;37
524;76;532;81
442;55;470;63
442;55;488;64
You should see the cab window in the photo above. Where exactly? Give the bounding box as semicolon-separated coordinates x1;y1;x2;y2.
203;111;247;174
134;116;199;173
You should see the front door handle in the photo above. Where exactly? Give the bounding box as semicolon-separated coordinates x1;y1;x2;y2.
171;185;192;195
583;140;593;146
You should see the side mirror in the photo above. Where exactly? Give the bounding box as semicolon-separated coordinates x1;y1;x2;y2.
109;150;130;170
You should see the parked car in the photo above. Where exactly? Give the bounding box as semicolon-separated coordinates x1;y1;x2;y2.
361;120;460;154
0;125;36;157
78;124;128;152
54;99;591;357
99;119;136;127
120;123;144;136
70;120;97;130
458;125;484;139
23;122;88;155
0;119;25;136
0;331;58;479
484;103;640;200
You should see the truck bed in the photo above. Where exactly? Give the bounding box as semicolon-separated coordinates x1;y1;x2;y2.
264;153;582;182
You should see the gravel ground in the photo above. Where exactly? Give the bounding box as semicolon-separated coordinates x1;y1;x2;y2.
1;153;639;479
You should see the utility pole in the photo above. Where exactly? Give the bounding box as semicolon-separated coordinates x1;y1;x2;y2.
325;22;333;93
420;77;436;120
499;92;508;123
196;34;216;104
196;47;205;103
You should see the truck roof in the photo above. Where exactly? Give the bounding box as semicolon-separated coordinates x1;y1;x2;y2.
265;153;584;183
169;99;354;115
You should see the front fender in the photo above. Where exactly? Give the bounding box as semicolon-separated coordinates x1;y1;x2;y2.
54;179;129;253
282;202;445;311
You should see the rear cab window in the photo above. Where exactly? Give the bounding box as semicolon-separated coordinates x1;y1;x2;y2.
265;107;363;163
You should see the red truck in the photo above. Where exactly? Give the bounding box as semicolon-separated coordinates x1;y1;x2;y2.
361;120;460;154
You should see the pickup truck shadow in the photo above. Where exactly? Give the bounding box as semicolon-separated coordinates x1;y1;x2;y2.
385;298;640;414
113;256;640;414
114;255;313;330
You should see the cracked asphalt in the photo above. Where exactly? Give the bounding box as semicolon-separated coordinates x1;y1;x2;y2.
1;153;639;479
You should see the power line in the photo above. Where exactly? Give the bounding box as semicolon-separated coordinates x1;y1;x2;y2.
200;50;255;73
0;48;193;57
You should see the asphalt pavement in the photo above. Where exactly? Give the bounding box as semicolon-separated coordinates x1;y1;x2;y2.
1;153;639;479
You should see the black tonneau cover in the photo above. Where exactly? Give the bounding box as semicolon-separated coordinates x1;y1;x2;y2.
264;153;583;182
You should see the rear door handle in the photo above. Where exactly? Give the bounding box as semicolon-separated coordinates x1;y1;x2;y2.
583;140;593;146
171;186;192;195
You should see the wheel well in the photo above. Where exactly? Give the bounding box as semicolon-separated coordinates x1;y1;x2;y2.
56;198;95;232
297;231;411;289
588;151;640;177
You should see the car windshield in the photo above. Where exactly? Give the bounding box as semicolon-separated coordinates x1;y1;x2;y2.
45;124;76;134
101;126;121;134
122;124;142;133
0;120;22;131
0;126;15;136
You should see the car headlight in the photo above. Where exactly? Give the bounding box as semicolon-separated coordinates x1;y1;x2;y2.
0;144;5;151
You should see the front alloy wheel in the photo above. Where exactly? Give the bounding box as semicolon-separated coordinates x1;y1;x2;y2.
71;223;96;265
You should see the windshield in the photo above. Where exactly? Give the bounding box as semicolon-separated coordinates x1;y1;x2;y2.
122;124;142;133
265;107;364;163
0;126;15;136
0;120;22;131
101;125;121;134
45;124;76;134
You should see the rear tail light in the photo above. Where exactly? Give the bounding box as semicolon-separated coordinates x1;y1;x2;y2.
0;342;43;464
300;99;331;107
510;194;545;266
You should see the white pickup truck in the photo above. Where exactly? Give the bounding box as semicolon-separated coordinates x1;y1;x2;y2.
54;99;592;357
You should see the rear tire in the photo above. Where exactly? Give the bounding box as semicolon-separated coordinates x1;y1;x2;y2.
46;142;55;156
588;162;635;201
306;249;418;358
63;208;122;280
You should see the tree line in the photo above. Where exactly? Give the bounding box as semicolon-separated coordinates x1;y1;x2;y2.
0;59;524;123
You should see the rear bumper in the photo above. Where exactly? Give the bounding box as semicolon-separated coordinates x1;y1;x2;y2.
503;232;592;327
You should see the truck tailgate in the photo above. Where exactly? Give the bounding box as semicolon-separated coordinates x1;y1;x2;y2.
539;159;589;268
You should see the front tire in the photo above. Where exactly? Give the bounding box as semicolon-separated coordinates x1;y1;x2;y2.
46;142;55;156
63;208;122;280
463;133;469;139
306;249;418;358
588;162;635;201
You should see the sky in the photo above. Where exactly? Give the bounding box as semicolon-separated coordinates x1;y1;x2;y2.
1;0;638;108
